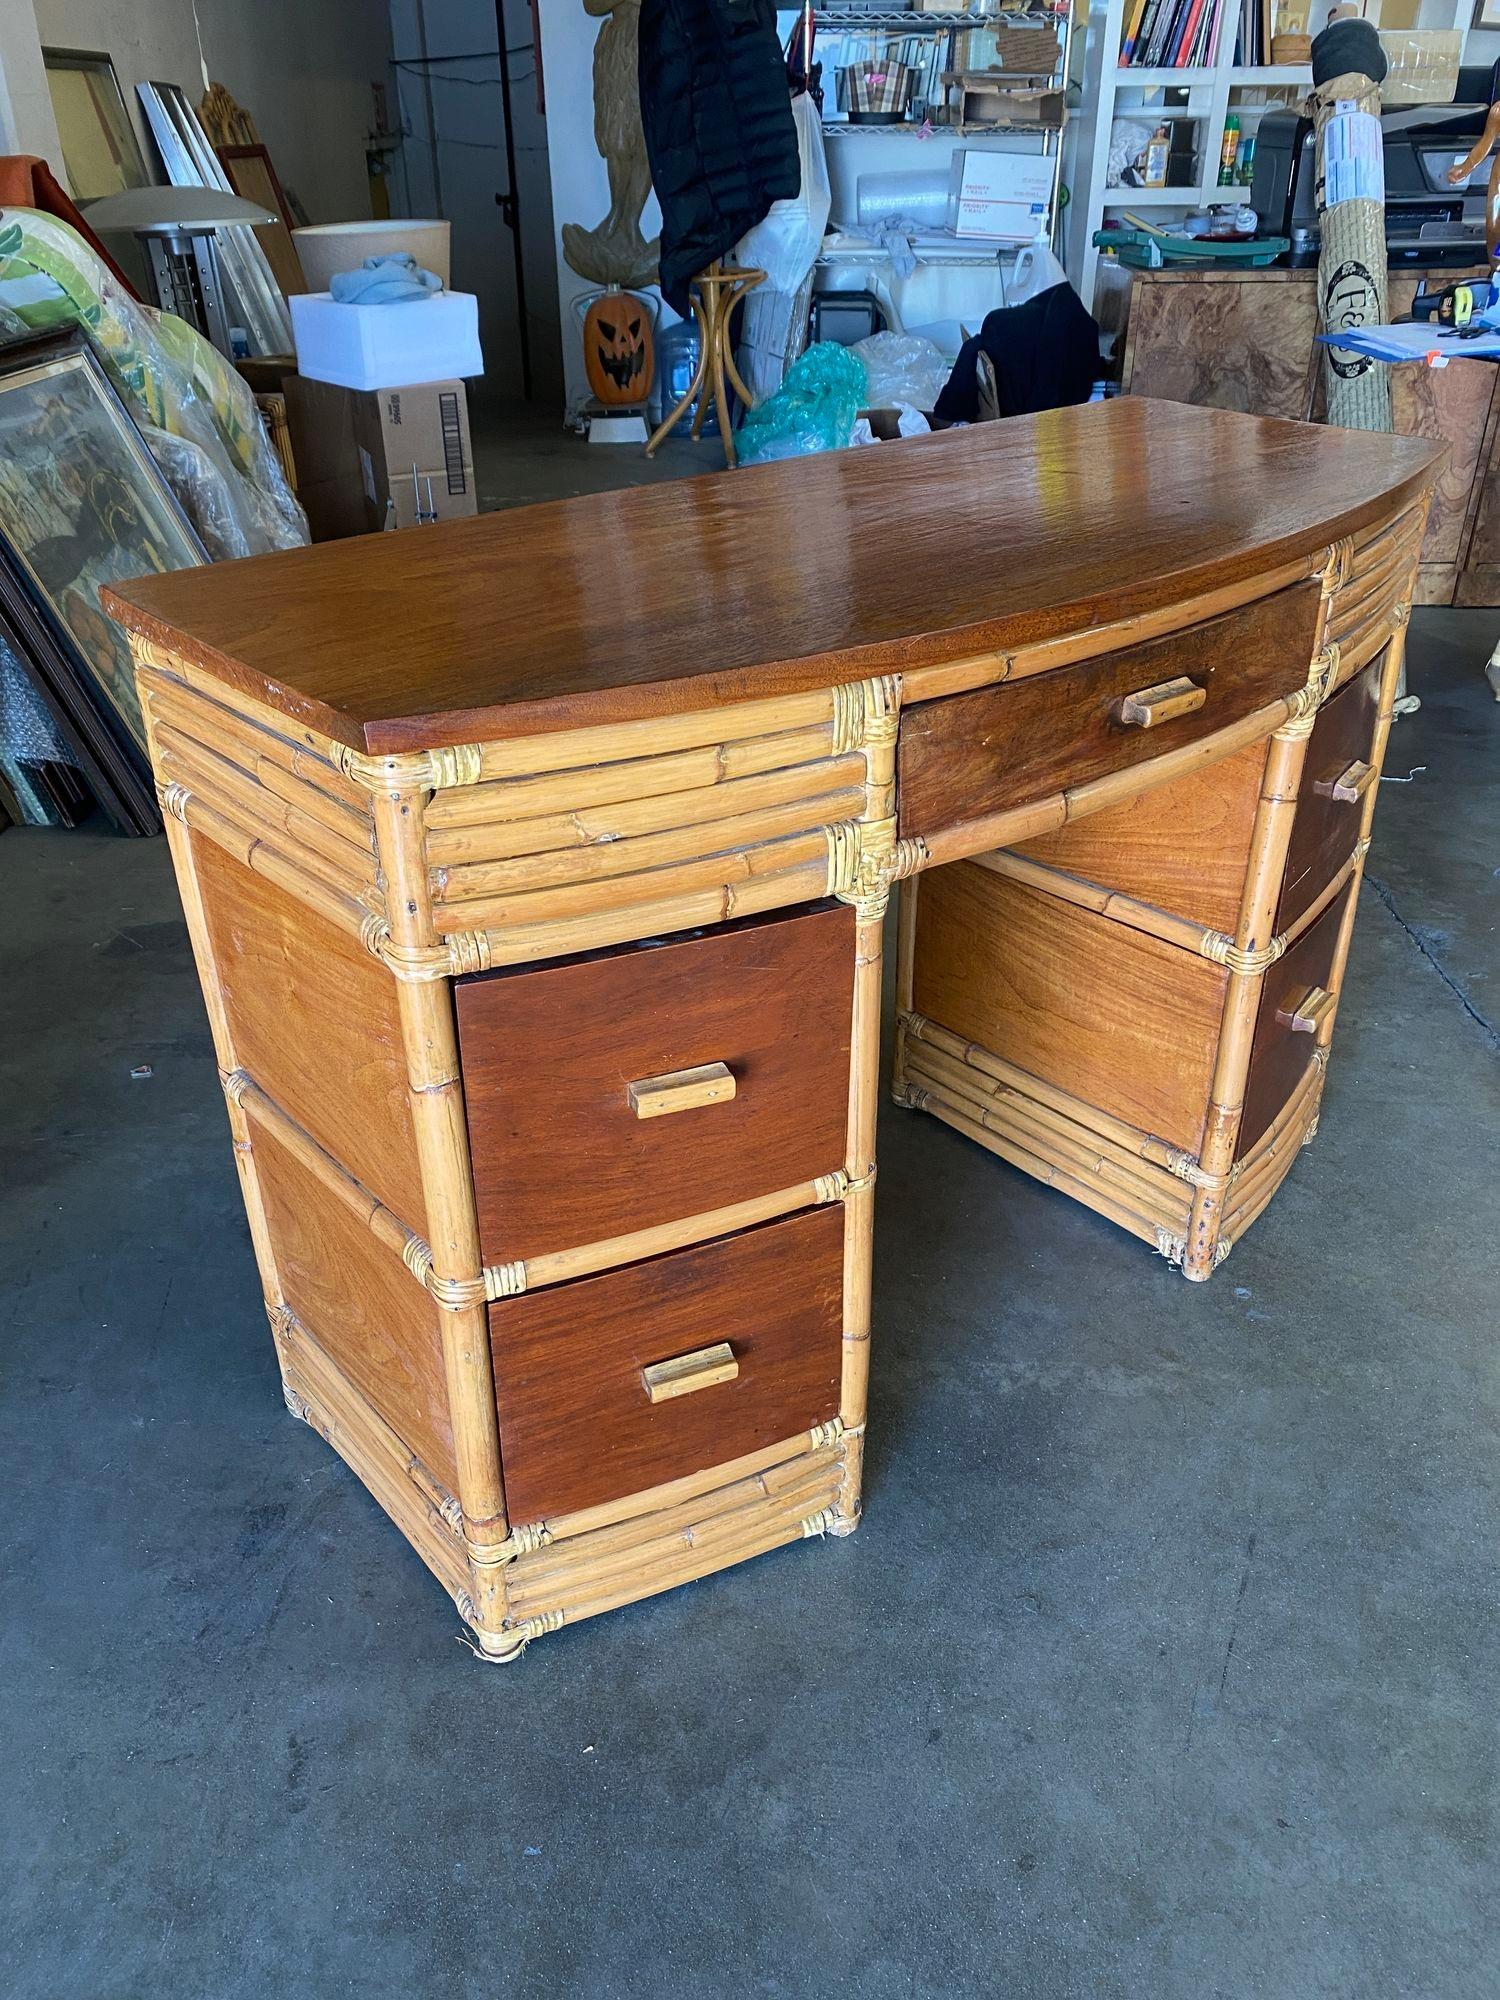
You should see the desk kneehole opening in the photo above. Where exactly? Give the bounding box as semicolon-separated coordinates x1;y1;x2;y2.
642;1341;740;1404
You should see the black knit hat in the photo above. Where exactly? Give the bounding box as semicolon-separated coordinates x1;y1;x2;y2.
1311;15;1388;86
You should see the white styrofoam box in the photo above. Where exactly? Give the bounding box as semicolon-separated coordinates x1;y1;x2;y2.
948;151;1054;245
290;290;483;391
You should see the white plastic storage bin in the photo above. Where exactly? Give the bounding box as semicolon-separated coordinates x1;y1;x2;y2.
290;291;482;392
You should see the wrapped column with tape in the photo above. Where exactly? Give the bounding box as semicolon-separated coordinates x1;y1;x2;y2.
1308;12;1391;430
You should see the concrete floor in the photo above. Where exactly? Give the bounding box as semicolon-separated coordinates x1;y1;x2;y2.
2;427;1498;1995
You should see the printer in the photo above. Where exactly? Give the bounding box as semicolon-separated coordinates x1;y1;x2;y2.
1251;69;1500;268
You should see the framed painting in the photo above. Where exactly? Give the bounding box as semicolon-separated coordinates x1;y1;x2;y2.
217;144;307;298
0;329;206;777
43;50;151;202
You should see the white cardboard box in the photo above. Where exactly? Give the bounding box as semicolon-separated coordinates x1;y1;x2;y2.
290;290;483;391
948;151;1053;245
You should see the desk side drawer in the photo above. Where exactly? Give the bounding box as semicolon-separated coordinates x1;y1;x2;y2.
455;901;854;1265
1239;881;1353;1158
898;581;1321;845
1279;657;1382;931
489;1205;845;1522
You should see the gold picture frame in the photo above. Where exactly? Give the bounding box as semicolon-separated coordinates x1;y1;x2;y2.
43;49;151;202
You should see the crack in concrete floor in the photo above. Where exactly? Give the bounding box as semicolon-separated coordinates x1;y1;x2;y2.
1364;871;1499;1049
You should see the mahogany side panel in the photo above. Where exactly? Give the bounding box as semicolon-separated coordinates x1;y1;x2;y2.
911;861;1229;1154
489;1206;845;1523
191;829;426;1235
252;1123;457;1490
455;902;854;1264
1014;737;1267;936
897;582;1320;847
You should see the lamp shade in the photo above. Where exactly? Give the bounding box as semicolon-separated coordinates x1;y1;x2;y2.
83;186;277;235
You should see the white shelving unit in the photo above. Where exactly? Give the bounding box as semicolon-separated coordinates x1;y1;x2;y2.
1065;0;1314;307
775;8;1074;308
1065;0;1472;309
796;6;1073;246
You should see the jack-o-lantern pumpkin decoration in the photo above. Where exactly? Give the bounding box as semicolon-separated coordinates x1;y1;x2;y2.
583;287;653;407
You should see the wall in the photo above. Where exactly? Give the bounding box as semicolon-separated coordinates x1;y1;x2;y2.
27;0;388;223
389;0;561;407
0;2;62;160
538;0;669;418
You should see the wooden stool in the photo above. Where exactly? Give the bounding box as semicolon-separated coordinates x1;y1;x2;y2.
646;260;765;469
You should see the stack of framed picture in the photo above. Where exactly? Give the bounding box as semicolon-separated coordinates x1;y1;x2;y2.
0;328;209;834
136;81;294;355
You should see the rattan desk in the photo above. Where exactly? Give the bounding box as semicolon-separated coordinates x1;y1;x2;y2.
105;399;1439;1660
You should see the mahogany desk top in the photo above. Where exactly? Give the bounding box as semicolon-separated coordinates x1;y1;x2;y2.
105;399;1438;754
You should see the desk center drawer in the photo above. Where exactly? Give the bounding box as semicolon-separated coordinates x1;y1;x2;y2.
898;580;1322;845
454;901;854;1264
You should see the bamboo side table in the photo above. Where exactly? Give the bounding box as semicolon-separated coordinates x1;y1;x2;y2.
646;260;765;469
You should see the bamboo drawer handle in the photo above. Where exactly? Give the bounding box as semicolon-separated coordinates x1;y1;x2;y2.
1111;676;1207;728
1313;758;1376;805
626;1062;736;1120
1277;985;1335;1036
642;1342;739;1404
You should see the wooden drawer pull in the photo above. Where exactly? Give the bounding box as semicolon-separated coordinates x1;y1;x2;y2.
642;1341;739;1404
1111;675;1207;729
1276;985;1335;1036
626;1061;736;1120
1313;757;1376;805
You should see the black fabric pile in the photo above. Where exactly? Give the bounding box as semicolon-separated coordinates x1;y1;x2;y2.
932;284;1100;426
638;0;801;313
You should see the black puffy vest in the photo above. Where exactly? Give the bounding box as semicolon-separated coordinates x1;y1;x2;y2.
638;0;800;313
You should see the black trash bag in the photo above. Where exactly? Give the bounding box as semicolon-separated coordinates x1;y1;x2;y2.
933;283;1100;426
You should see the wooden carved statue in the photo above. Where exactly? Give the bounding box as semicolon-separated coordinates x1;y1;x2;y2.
1446;68;1500;263
561;0;659;292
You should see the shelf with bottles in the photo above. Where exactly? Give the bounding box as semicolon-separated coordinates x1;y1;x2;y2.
1065;0;1310;304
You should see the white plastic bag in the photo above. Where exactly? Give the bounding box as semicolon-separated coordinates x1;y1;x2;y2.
1008;237;1068;306
736;93;832;294
850;332;950;411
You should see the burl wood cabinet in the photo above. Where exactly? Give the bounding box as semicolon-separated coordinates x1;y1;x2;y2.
1106;263;1499;606
106;400;1436;1660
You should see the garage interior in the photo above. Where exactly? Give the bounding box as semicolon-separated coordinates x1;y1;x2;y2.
1;3;1496;1996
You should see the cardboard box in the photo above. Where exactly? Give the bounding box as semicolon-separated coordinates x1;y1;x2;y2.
284;375;476;539
948;149;1054;243
947;81;1064;129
